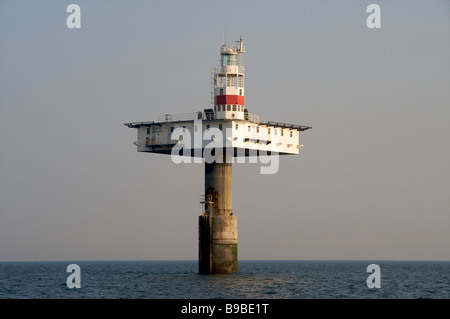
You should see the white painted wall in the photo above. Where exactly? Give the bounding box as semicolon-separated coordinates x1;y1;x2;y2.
136;120;302;155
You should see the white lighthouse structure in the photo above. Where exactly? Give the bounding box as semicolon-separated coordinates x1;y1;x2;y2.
125;36;311;274
214;36;246;120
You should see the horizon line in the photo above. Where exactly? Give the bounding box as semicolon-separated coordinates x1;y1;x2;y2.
1;258;449;263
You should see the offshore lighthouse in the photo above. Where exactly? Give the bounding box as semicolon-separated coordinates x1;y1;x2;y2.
125;36;311;274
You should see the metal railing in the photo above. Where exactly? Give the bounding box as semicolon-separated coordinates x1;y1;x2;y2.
157;113;196;122
158;112;263;123
214;66;245;74
246;113;263;123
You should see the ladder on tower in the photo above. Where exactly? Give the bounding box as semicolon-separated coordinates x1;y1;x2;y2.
210;70;214;106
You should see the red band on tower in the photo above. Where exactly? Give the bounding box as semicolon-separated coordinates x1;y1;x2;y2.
215;95;244;106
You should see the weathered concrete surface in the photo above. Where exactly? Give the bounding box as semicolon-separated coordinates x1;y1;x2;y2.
204;162;232;216
199;215;237;274
199;161;237;274
211;215;237;273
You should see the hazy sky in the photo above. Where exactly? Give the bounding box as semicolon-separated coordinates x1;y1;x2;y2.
0;0;449;261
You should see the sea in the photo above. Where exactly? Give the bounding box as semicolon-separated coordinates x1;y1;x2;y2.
1;260;449;299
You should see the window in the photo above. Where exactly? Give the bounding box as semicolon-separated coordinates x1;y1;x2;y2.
227;105;231;111
170;127;174;133
218;105;222;112
281;129;284;136
256;127;259;133
227;74;237;87
268;128;271;135
239;89;243;96
219;124;222;131
233;105;236;111
217;75;225;88
207;125;210;130
290;131;293;137
146;127;150;134
221;54;238;66
219;88;223;95
235;124;239;130
238;75;243;87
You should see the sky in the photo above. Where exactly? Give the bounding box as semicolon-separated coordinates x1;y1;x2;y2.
0;0;449;261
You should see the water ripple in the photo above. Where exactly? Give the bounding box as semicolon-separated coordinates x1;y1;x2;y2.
1;260;449;299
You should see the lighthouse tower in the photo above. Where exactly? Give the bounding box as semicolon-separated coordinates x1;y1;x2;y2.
124;36;311;274
198;37;245;274
214;36;245;121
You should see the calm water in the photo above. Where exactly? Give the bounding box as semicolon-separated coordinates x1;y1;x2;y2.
0;261;449;299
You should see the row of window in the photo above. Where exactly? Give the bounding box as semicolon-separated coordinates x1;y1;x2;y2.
161;125;295;137
221;54;238;66
215;74;244;88
243;125;293;137
210;124;295;137
152;125;294;138
217;105;244;112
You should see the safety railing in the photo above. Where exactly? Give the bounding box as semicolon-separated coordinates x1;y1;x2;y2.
158;112;262;123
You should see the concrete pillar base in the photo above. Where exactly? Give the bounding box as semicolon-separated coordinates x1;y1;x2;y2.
199;215;237;274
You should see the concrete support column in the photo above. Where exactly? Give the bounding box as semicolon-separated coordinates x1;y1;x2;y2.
205;161;232;215
199;162;237;274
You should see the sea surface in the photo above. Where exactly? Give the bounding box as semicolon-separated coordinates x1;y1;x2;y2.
1;260;449;299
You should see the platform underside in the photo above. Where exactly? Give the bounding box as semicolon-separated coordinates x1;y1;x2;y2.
139;147;295;156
